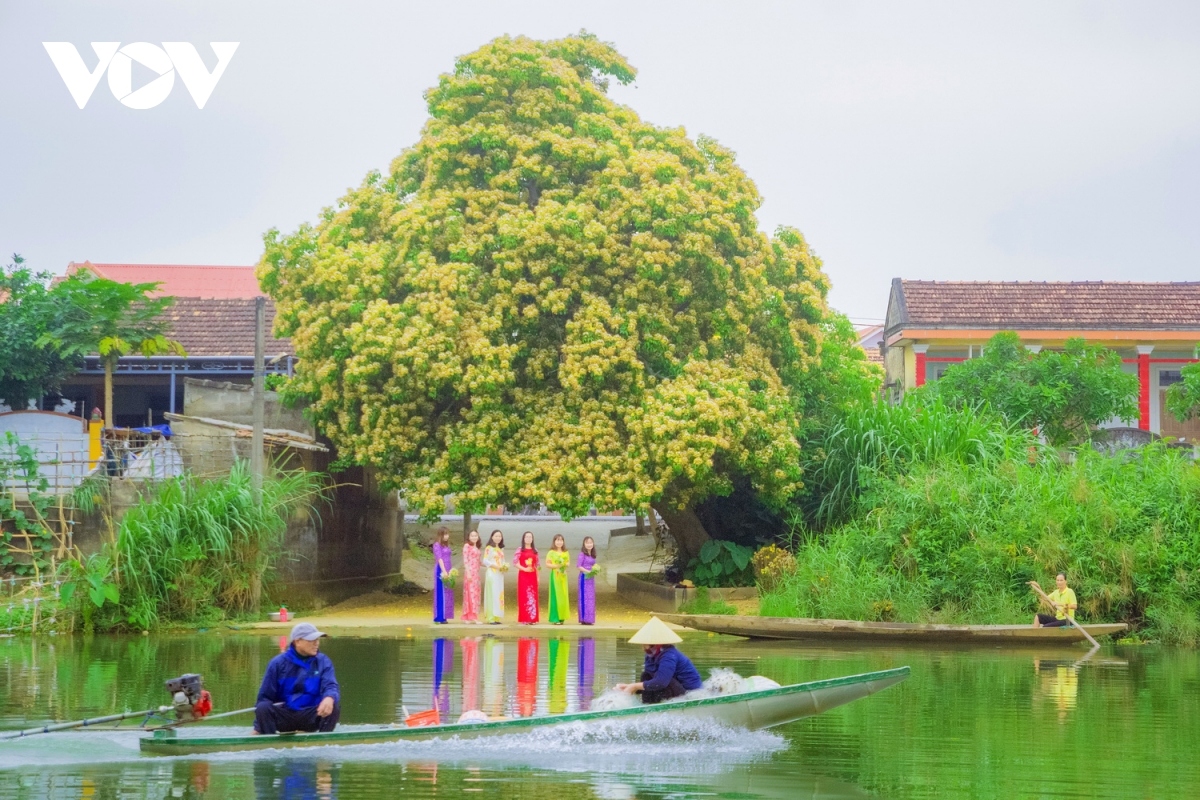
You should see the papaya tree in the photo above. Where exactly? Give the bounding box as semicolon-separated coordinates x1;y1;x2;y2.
259;32;877;558
41;275;185;426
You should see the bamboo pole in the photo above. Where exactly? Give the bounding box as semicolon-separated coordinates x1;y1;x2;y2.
0;706;169;740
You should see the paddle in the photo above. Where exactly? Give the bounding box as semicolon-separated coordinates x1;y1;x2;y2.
1028;581;1101;648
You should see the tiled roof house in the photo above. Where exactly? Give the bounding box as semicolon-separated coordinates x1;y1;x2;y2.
56;264;295;427
884;279;1200;437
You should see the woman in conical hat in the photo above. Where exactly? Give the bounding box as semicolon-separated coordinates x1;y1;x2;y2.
615;617;703;704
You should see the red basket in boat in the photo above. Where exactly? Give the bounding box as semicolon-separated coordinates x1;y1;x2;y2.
405;708;441;727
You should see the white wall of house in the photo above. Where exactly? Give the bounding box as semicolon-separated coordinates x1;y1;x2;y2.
0;411;91;496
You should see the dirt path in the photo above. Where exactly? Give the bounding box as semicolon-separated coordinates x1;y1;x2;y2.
250;589;659;634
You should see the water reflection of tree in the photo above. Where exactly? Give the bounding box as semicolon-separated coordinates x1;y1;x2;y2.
755;645;1200;797
0;635;387;726
0;635;249;719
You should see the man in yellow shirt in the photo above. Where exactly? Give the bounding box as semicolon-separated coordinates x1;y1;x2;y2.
1030;573;1078;628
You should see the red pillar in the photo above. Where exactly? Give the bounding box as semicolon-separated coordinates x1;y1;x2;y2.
1137;347;1152;431
914;345;928;388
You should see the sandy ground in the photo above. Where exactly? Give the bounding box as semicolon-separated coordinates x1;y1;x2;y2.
249;532;747;634
250;588;661;634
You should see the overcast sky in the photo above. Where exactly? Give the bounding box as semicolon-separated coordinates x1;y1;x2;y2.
2;1;1198;322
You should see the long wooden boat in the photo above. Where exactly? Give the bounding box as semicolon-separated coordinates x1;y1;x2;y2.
661;614;1127;644
139;666;909;756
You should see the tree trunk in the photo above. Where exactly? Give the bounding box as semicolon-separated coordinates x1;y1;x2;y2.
635;512;646;536
104;358;114;430
653;506;712;564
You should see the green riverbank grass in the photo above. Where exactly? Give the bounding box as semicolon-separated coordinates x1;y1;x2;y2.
767;444;1200;645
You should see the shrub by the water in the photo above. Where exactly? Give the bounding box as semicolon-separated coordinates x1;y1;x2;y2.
750;543;796;591
117;463;323;629
765;444;1200;645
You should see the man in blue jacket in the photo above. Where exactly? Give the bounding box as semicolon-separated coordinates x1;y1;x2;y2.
615;617;703;704
253;622;341;734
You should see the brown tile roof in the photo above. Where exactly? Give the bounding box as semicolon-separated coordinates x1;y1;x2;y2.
162;297;293;357
893;279;1200;332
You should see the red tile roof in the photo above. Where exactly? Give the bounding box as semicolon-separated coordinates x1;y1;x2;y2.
892;279;1200;331
162;298;293;357
65;262;263;299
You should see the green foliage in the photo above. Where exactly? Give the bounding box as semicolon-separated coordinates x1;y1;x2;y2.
0;255;85;408
259;32;874;524
763;444;1200;642
930;331;1138;446
264;373;289;392
792;312;882;437
677;586;737;615
0;254;184;420
60;553;119;609
116;463;323;629
800;395;1038;529
1165;361;1200;424
686;539;754;587
1143;596;1200;648
0;432;56;574
59;553;120;633
39;273;182;366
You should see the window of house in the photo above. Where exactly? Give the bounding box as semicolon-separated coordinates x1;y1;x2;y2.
1160;370;1184;387
926;362;955;381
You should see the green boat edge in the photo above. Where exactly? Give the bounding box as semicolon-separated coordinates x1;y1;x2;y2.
140;665;910;755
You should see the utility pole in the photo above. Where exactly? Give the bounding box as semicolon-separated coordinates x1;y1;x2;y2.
251;296;265;505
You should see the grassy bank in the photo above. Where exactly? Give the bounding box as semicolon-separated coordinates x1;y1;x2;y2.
767;405;1200;645
117;463;323;630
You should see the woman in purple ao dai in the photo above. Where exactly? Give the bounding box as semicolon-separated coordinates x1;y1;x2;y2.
432;527;454;623
578;536;598;625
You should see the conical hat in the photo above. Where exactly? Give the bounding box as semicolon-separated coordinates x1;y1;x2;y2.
629;616;682;645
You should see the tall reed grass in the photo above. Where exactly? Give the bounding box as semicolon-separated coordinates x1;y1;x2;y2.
765;444;1200;645
117;463;323;629
800;396;1039;529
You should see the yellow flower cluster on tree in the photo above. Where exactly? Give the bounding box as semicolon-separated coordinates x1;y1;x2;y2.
258;32;879;522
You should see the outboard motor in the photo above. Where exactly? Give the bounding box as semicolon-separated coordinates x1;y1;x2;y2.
165;673;212;722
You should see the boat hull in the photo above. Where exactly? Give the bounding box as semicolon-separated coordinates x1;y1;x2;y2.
139;666;909;756
661;614;1127;644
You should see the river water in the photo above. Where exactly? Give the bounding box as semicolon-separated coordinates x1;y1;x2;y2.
0;630;1195;799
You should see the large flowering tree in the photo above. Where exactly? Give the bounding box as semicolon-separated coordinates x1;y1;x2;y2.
259;33;877;557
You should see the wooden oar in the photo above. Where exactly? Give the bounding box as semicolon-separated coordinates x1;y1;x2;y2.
1028;582;1101;648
